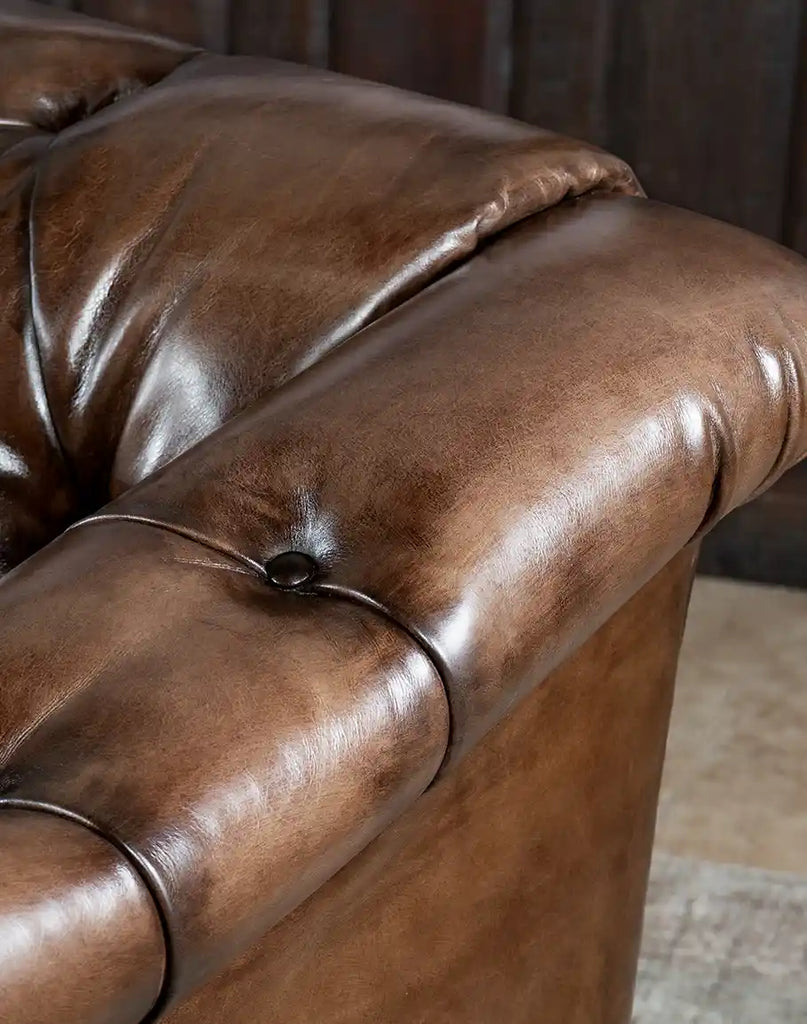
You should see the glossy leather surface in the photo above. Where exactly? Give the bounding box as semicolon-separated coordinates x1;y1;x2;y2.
162;547;697;1024
1;3;806;1022
1;2;638;559
104;194;807;764
0;808;164;1024
0;520;448;1005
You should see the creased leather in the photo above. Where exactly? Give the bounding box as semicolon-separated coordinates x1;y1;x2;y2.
98;195;807;763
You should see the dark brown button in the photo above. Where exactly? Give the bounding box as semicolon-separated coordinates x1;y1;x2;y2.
265;551;318;590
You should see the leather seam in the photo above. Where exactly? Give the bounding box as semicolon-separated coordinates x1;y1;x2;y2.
312;581;454;775
0;798;173;1024
67;513;455;775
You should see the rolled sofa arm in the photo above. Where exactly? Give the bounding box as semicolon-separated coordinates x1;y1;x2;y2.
0;809;164;1024
1;192;805;1021
92;192;807;760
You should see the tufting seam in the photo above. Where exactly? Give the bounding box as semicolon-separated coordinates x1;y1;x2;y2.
19;47;204;137
67;512;455;778
23;146;80;506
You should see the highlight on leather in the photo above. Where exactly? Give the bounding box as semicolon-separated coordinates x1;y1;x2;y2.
1;2;807;1020
0;807;165;1024
0;520;449;1008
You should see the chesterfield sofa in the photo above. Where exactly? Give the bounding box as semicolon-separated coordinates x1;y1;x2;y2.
1;3;806;1023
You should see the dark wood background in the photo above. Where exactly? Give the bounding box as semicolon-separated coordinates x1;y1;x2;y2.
44;0;807;585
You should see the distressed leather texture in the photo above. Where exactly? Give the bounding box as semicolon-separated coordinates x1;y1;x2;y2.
0;3;806;1023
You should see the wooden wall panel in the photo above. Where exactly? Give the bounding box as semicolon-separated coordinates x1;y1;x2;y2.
331;0;513;112
606;0;802;239
230;0;331;66
783;6;807;254
511;0;613;145
79;0;230;49
700;462;807;588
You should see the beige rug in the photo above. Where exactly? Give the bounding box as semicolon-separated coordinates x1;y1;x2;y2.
635;576;807;1022
635;852;807;1022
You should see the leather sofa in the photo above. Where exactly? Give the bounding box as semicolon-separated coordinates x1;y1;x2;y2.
1;3;805;1022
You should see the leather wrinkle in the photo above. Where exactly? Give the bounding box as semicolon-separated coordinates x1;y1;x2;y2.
0;797;173;1024
44;157;632;525
15;46;204;135
753;317;806;496
20;52;208;521
23;137;78;504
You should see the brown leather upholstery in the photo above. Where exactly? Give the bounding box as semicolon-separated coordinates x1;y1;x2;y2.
0;808;165;1024
1;3;805;1023
162;545;699;1024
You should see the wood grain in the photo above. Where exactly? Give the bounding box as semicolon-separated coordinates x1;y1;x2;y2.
606;0;802;239
511;0;614;145
330;0;513;111
79;0;230;49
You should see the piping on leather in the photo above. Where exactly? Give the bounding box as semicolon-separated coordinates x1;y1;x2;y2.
0;798;172;1024
54;513;454;1012
70;512;455;765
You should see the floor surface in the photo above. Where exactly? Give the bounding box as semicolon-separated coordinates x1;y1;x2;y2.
634;576;807;1022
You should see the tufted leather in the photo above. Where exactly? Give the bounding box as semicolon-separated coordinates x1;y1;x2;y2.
1;3;806;1023
0;5;638;571
161;546;699;1024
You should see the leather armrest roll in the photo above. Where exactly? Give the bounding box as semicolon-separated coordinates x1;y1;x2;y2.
94;193;807;763
0;808;165;1024
1;4;807;1017
0;520;448;1008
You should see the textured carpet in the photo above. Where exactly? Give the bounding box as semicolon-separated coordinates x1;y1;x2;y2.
635;853;807;1023
634;576;807;1022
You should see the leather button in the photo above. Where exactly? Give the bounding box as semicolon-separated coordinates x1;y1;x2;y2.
265;551;318;590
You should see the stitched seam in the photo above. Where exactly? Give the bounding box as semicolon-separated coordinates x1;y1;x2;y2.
313;581;453;777
0;798;173;1024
